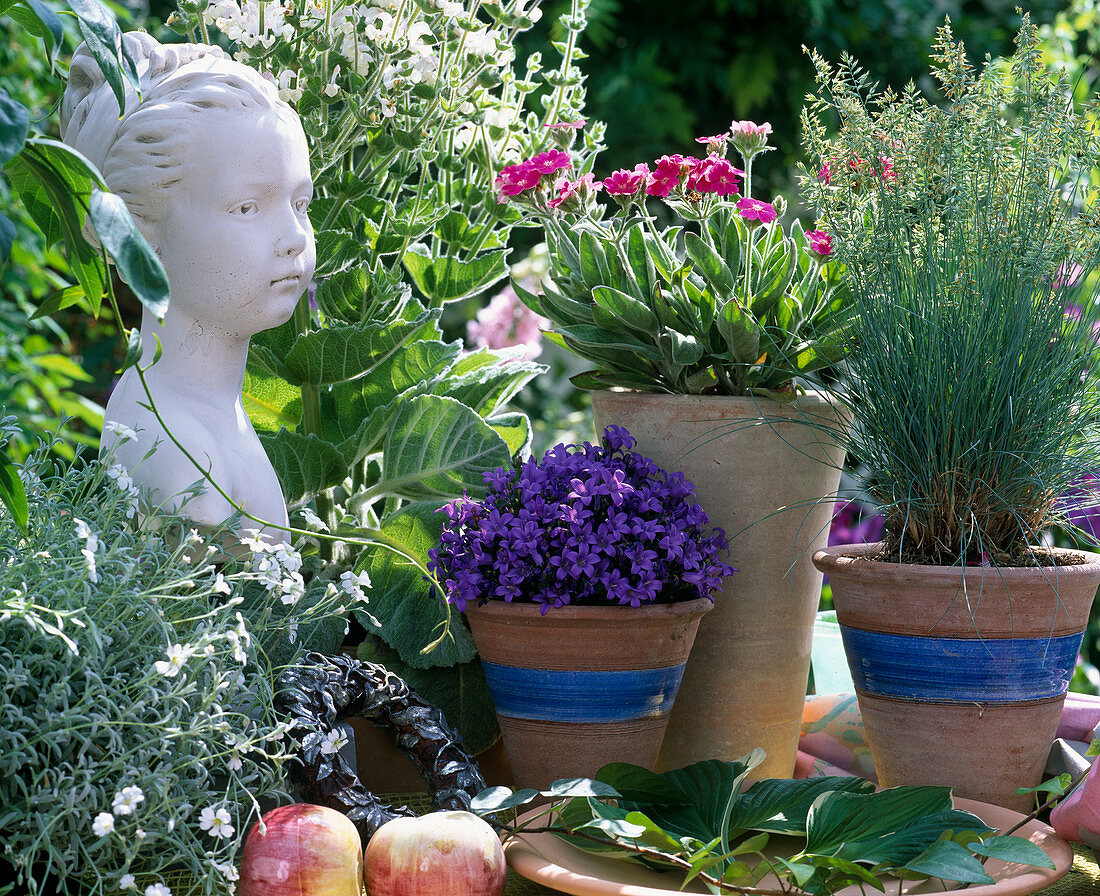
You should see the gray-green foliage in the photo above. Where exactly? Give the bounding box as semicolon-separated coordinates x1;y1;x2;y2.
802;15;1100;565
173;0;598;748
0;434;347;896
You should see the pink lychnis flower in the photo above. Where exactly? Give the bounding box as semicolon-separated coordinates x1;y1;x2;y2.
689;156;743;197
494;160;542;201
806;230;832;257
528;149;573;175
603;164;650;197
737;197;777;224
647;155;684;198
549;172;601;210
729;120;772;157
545;120;586;130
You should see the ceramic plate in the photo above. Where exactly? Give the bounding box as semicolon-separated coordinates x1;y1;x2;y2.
504;798;1074;896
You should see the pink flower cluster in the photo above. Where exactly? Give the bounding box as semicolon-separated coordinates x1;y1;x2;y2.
495;149;572;201
816;155;896;187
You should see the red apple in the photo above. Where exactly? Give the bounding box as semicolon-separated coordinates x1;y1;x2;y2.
240;803;363;896
363;810;506;896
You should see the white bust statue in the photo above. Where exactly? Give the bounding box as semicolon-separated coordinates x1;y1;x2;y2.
60;33;315;541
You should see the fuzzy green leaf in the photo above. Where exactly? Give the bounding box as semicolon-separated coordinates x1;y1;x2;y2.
282;312;440;387
257;429;348;504
351;502;477;668
379;395;512;501
592;285;659;336
404;246;508;303
717;300;761;363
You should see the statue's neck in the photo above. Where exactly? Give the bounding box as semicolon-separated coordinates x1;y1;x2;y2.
138;310;250;399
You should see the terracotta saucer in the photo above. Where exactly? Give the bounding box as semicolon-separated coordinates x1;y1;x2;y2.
504;797;1074;896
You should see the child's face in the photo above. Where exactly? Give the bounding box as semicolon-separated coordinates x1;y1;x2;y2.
151;106;316;340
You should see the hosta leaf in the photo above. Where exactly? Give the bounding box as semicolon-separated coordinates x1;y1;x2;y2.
258;428;347;505
351;501;476;667
379;395;512;501
903;840;994;885
596;763;691;804
282;312;440;386
729;776;875;836
355;631;495;749
404;245;508;303
968;835;1055;868
627;755;764;844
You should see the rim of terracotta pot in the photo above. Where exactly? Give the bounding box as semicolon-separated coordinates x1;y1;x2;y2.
813;541;1100;583
463;595;714;621
591;387;847;419
813;541;1100;638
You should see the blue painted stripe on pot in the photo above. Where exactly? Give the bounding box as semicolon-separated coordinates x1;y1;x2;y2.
481;661;687;723
840;627;1084;703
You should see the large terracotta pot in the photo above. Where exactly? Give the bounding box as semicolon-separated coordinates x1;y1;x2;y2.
464;597;712;789
814;543;1100;812
591;390;847;778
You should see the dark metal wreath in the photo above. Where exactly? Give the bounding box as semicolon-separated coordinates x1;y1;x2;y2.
275;651;487;841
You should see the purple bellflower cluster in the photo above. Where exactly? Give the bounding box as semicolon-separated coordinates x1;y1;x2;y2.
428;426;736;614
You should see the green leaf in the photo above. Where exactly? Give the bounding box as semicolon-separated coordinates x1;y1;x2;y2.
353;501;477;667
625;225;654;298
88;190;169;320
242;371;302;431
729;776;875;836
312;266;366;323
472;786;541;814
9;0;63;65
903;840;995;885
592;285;659;336
487;411;531;457
717;300;761;363
379;395;513;501
0;450;28;533
69;0;139;114
0;89;29;163
404;246;508;303
0;213;13;262
685;232;736;296
435;357;543;419
805;787;990;867
969;836;1055;869
355;630;495;749
282;312;441;387
579;229;611;285
596;763;691;804
8;142;107;312
257;429;348;504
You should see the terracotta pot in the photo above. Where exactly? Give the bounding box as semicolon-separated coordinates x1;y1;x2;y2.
591;390;847;779
814;543;1100;812
464;597;712;789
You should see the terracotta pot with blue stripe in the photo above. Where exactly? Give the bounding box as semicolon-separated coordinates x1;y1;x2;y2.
813;543;1100;812
464;597;712;789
